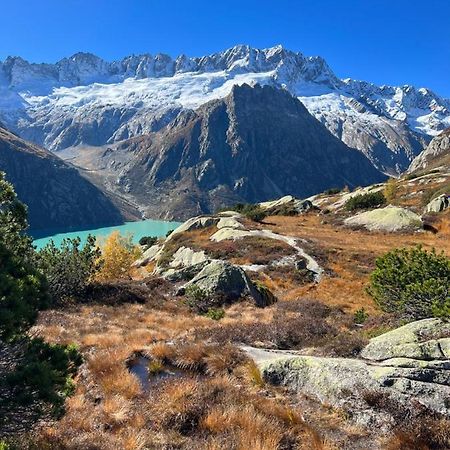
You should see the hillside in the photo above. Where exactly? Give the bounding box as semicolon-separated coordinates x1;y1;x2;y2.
0;126;123;231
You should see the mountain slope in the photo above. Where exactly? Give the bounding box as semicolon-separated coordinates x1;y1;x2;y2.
0;126;123;231
409;128;450;173
69;84;384;220
0;45;447;174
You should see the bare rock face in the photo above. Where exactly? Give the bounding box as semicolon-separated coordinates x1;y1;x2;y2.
426;194;450;214
0;126;123;231
409;128;450;172
92;84;384;220
344;206;423;232
178;260;276;308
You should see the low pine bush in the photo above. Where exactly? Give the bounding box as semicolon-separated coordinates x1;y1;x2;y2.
368;246;450;320
36;235;101;304
344;191;386;212
138;235;157;248
3;338;82;413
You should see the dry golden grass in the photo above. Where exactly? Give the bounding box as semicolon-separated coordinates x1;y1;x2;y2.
264;212;450;312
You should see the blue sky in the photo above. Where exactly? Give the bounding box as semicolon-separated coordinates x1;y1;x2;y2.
1;0;449;96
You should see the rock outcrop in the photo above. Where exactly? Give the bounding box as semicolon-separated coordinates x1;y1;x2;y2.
425;194;450;214
247;319;450;428
0;126;123;231
178;260;276;307
344;205;423;232
361;319;450;361
409;128;450;173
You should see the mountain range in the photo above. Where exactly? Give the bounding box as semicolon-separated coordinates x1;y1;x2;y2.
0;45;448;227
1;45;449;176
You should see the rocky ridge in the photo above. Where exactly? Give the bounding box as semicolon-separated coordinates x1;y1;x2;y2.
1;45;448;173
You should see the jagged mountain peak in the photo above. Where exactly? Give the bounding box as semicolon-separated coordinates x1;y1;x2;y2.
1;44;449;174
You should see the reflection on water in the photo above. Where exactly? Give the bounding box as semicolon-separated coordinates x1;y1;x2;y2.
128;355;195;393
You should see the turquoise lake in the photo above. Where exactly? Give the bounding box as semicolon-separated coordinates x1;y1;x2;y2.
31;219;182;250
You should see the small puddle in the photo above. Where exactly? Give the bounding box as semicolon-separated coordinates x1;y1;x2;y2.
127;355;194;393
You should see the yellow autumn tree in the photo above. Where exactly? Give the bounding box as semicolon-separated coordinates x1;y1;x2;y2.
384;178;399;203
95;231;142;282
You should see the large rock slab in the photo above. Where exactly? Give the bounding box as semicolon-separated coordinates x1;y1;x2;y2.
361;318;450;361
246;319;450;427
210;228;253;242
216;217;245;230
344;205;423;232
167;216;219;241
168;246;208;269
133;244;162;267
257;352;450;426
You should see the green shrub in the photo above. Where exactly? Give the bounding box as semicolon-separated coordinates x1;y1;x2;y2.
184;284;209;309
266;203;298;217
354;307;369;324
0;173;48;340
253;281;277;307
139;235;157;248
244;206;267;222
3;338;82;413
166;229;174;237
344;191;386;212
368;246;450;320
228;203;267;222
205;308;225;320
35;236;101;304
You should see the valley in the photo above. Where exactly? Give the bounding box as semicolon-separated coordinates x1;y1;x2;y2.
0;35;449;450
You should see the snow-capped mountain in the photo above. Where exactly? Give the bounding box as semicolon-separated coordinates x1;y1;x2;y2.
1;45;449;174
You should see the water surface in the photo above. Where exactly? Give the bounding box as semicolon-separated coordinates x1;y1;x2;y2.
32;219;181;249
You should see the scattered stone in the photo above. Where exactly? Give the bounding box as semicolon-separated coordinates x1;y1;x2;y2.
167;216;219;241
164;261;210;282
210;228;253;242
133;244;162;267
216;217;245;230
259;195;296;211
168;246;208;269
294;259;309;271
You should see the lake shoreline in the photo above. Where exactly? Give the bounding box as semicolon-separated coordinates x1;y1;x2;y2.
32;219;182;250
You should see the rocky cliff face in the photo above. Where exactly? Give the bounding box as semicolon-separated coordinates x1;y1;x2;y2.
0;126;123;231
77;84;384;220
409;128;450;172
0;45;448;174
